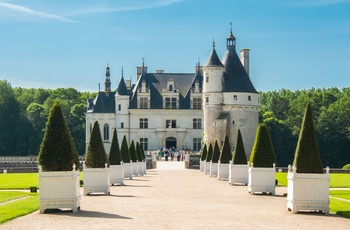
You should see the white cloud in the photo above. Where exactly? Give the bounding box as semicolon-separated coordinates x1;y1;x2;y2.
0;2;77;23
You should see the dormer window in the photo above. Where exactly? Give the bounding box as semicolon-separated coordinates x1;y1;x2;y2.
169;85;173;91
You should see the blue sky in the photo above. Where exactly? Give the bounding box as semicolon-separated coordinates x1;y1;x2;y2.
1;0;350;92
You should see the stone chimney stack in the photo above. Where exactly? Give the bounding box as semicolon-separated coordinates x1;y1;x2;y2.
240;48;250;77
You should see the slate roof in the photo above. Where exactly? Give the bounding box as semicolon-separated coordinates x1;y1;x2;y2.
87;91;116;113
205;47;224;67
116;76;129;95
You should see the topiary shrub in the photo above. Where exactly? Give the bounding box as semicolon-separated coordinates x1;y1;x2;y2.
342;164;350;170
38;100;80;171
232;129;247;165
220;135;231;164
206;143;213;162
85;121;109;168
139;143;146;161
136;142;143;162
109;129;121;165
249;123;276;168
211;140;220;163
292;103;323;173
120;135;131;163
201;143;208;161
129;140;138;163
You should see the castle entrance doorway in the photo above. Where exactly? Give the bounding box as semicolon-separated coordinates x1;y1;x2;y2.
165;137;177;149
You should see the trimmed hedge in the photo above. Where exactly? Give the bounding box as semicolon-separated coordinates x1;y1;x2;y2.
201;143;208;161
232;129;247;165
220;135;232;164
249;123;276;168
211;140;220;163
292;103;323;173
139;144;146;161
38;100;79;171
136;142;143;162
120;135;131;163
129;140;138;163
109;129;121;165
85;121;109;168
342;164;350;170
206;144;213;162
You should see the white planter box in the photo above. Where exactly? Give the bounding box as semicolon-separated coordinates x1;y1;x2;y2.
287;165;330;214
143;161;147;175
210;162;218;177
137;162;144;176
217;162;230;180
200;160;204;172
248;163;276;195
204;161;210;174
123;162;133;179
39;167;81;213
83;164;110;195
110;164;124;186
132;162;139;176
229;163;248;185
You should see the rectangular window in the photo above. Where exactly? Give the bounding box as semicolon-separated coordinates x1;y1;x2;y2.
165;97;177;109
139;118;148;129
248;95;251;101
193;138;201;151
206;97;209;103
118;104;121;111
166;119;176;128
193;97;202;109
121;122;124;129
193;118;202;129
140;138;148;151
233;95;237;101
103;124;109;140
140;98;148;109
206;77;209;83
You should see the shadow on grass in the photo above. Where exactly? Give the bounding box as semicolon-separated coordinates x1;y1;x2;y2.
336;211;350;218
45;209;132;219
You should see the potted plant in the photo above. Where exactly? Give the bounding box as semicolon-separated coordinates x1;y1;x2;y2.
217;135;231;180
229;129;249;185
38;100;80;213
287;103;329;214
139;143;147;175
200;144;207;172
210;140;220;177
136;142;144;176
129;140;139;176
121;135;132;179
109;129;124;186
204;144;213;174
248;123;277;195
83;121;110;195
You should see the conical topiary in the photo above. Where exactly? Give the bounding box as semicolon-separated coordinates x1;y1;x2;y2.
206;143;213;162
249;123;276;168
85;121;109;168
109;129;122;165
38;100;80;171
201;143;207;161
292;103;323;173
136;142;143;162
232;129;247;165
129;140;138;163
211;140;220;163
220;135;232;164
120;135;131;163
139;143;146;161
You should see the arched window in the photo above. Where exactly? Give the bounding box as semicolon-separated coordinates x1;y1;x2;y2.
103;124;109;140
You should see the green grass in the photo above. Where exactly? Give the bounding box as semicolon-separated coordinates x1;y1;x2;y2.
276;172;350;188
330;190;350;200
0;191;39;224
330;197;350;218
0;191;30;203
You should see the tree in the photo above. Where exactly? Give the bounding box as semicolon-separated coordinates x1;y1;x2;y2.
120;135;131;163
136;142;143;162
249;123;276;168
68;103;86;154
129;140;138;162
201;143;207;161
219;135;231;164
85;121;109;168
38;100;79;171
232;129;247;164
109;129;121;165
211;140;220;163
292;103;323;173
206;143;213;162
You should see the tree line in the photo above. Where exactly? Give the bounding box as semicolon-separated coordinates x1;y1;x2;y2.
1;79;349;168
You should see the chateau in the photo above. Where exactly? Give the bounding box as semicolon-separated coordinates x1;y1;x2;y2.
86;28;260;159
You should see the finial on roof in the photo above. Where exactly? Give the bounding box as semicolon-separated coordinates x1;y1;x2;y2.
230;22;232;33
121;66;124;78
213;38;215;48
98;83;100;91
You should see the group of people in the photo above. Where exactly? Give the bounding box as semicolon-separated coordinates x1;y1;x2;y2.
157;147;183;161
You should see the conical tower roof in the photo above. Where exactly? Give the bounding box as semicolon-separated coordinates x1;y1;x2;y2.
205;41;224;67
116;68;128;95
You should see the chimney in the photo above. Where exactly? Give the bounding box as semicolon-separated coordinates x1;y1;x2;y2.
240;48;250;77
125;80;131;89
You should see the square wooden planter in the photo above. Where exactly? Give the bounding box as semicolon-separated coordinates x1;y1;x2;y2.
217;162;230;180
287;165;330;214
110;164;124;186
210;162;218;177
132;162;139;176
137;162;144;176
123;162;133;179
229;163;248;185
248;163;276;195
83;164;110;195
39;166;80;213
204;161;210;174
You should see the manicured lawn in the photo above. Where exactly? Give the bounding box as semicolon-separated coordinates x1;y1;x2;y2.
276;172;350;188
0;191;39;224
0;191;30;203
330;197;350;218
330;190;350;200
